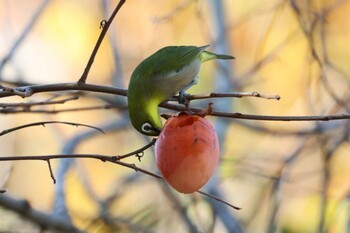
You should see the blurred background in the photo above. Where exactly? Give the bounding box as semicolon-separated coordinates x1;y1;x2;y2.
0;0;350;232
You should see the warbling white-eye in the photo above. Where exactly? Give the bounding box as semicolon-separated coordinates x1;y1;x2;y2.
127;45;234;136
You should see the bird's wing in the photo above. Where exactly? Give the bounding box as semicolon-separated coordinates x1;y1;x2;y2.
143;46;209;78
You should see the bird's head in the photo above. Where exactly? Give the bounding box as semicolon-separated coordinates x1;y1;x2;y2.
128;98;163;136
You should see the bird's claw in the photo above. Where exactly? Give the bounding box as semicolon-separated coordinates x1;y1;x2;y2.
178;92;192;112
178;92;190;105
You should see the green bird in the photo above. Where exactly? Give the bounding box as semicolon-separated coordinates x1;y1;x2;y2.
127;45;234;136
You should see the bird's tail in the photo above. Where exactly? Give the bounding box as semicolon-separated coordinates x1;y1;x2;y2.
201;50;235;62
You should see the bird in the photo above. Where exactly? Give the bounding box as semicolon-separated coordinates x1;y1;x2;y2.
127;45;234;136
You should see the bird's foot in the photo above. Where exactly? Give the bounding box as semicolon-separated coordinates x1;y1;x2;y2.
178;92;193;113
178;91;190;105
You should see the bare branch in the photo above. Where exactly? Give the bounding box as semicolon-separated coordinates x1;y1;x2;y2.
0;194;83;232
0;153;161;178
115;138;156;160
0;82;127;98
0;121;105;137
0;104;121;114
46;160;56;184
2;81;350;122
0;95;79;108
179;91;281;101
78;0;127;83
197;190;241;210
210;111;350;121
161;102;350;121
0;84;30;98
0;153;240;210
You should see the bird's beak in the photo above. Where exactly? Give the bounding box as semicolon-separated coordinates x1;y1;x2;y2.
153;127;162;135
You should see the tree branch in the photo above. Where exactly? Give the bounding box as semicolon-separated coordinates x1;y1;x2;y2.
1;81;350;122
115;138;156;160
172;91;281;101
78;0;127;83
0;104;121;114
0;82;127;98
197;190;240;210
0;121;104;137
161;102;350;121
0;95;79;108
0;193;83;233
46;159;56;184
0;153;240;210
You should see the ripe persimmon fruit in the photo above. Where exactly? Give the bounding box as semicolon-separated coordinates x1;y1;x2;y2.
155;113;219;193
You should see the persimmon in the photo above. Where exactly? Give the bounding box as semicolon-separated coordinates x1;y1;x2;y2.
155;113;219;193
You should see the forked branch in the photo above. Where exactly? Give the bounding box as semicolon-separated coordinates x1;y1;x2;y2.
0;151;240;210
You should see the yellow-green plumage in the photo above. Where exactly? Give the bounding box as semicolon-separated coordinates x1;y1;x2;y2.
127;45;234;136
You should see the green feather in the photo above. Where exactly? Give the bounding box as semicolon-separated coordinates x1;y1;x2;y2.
134;45;208;79
127;45;234;136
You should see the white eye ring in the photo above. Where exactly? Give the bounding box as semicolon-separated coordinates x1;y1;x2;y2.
141;123;153;133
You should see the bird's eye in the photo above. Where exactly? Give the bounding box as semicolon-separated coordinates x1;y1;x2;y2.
141;123;161;135
142;123;154;133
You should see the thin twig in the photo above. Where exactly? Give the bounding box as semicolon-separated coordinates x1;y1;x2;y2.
101;0;125;88
197;190;241;210
0;96;79;108
115;138;156;160
52;117;130;222
0;82;127;98
0;84;29;98
2;82;350;122
210;111;350;121
0;154;161;178
46;160;56;184
180;91;281;101
0;153;240;210
0;121;105;137
78;0;126;83
0;104;122;114
161;102;350;121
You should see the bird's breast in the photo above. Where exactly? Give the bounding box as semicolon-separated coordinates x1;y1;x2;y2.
153;59;201;97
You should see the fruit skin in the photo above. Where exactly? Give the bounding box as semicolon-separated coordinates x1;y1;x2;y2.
155;113;219;193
